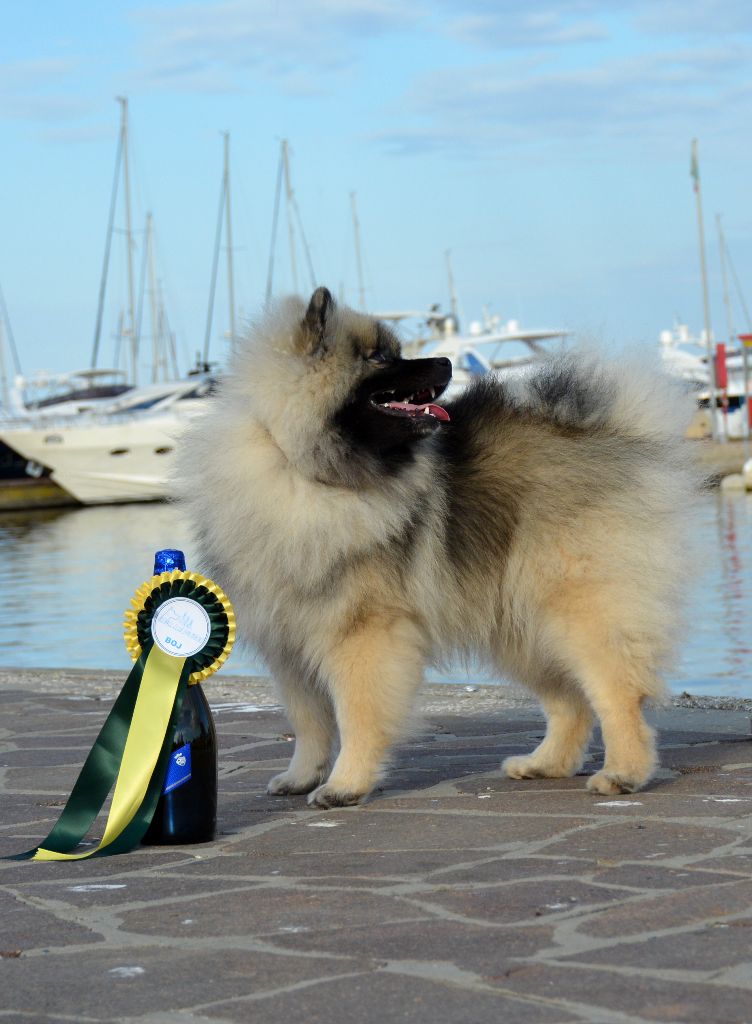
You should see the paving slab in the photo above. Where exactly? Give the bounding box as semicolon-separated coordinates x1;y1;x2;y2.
0;669;751;1024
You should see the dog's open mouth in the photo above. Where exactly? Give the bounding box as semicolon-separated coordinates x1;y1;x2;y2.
370;384;450;422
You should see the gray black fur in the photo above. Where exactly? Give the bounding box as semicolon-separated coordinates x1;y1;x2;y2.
175;288;697;807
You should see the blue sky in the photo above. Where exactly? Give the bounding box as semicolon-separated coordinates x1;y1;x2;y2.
1;0;751;380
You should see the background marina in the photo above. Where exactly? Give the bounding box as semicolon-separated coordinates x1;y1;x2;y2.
1;95;751;695
1;491;750;699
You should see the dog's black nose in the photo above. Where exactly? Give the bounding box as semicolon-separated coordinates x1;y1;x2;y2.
435;358;451;368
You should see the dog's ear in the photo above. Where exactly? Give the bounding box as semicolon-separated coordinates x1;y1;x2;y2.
299;286;335;355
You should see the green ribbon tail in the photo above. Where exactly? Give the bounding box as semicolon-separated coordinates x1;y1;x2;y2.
11;651;151;860
10;652;190;861
94;666;190;857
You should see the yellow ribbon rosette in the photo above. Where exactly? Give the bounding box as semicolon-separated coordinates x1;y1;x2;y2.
18;569;234;862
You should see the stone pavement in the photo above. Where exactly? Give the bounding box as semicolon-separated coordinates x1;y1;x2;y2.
1;669;751;1024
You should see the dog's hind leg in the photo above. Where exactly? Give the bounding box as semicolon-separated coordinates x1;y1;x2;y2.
548;617;662;795
308;615;426;808
502;675;593;781
267;668;336;796
583;692;657;796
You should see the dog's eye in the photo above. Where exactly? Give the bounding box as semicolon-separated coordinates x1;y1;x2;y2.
367;351;391;365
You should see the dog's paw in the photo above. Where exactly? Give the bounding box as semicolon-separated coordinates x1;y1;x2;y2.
502;755;574;780
307;783;364;809
586;770;643;795
267;771;319;796
503;755;543;779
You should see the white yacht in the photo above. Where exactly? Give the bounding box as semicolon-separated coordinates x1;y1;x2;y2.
0;105;235;506
659;323;751;440
405;310;571;399
0;369;133;491
0;374;212;504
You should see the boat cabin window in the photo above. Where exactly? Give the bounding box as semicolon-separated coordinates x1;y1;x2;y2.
461;352;489;376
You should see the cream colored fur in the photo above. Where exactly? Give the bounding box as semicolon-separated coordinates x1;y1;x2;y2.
175;294;697;806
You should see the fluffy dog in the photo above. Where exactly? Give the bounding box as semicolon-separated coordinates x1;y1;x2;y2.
175;287;695;807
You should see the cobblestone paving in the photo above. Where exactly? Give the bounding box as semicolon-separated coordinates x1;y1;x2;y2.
1;672;751;1024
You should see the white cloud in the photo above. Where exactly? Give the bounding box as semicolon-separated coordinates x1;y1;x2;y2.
374;43;752;157
436;0;752;50
441;4;608;50
0;57;93;124
41;123;115;145
0;57;78;84
131;0;421;94
636;0;752;36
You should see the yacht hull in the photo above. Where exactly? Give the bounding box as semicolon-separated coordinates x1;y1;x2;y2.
0;409;203;505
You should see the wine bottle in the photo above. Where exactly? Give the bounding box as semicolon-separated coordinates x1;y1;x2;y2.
142;548;218;845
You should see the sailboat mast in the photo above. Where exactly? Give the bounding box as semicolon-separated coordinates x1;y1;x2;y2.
691;139;719;442
90;109;123;371
118;97;138;384
0;280;21;378
719;219;752;450
145;213;162;382
223;132;237;347
265;146;284;306
350;192;366;311
717;215;736;352
0;317;8;408
203;142;227;365
445;249;459;329
282;140;299;293
161;289;179;378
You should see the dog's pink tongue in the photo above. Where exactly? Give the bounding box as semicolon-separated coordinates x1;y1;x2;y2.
387;401;451;422
427;403;451;422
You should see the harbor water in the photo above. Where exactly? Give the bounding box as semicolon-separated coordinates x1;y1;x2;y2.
0;492;750;697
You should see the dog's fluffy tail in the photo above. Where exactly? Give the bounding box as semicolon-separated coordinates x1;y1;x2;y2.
521;349;695;445
518;348;706;532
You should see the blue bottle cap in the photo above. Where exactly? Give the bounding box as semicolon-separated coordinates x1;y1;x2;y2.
153;549;186;575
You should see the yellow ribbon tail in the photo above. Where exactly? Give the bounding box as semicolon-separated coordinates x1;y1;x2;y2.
33;647;186;862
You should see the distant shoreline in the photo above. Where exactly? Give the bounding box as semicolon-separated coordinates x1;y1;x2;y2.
2;666;750;714
695;438;750;484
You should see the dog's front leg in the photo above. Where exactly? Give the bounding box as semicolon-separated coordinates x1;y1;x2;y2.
267;664;336;796
309;615;426;808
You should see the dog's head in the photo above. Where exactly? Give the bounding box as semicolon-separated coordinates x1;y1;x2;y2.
303;287;451;440
234;287;452;483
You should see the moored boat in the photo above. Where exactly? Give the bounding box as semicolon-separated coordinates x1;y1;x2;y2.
0;374;212;505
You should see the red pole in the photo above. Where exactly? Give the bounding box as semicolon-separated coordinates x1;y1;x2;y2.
740;335;752;439
715;343;728;389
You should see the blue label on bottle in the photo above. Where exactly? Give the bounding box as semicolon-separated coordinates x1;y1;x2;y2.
163;743;192;794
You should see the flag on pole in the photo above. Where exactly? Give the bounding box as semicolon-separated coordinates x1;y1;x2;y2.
690;139;700;193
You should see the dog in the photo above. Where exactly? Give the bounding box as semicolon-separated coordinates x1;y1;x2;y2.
175;286;696;807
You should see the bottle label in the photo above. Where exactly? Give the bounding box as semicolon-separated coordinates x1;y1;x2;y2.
163;743;192;793
151;597;211;658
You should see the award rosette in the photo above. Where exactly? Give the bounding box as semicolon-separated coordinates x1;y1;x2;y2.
18;569;235;862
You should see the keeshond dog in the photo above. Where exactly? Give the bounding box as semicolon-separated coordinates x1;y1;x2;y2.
176;287;695;808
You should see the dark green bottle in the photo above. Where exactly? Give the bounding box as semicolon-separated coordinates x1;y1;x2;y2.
142;549;218;845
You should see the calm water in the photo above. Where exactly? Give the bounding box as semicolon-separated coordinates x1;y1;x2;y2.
0;493;750;697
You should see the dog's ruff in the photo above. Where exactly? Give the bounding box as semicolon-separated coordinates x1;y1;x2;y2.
175;287;697;807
